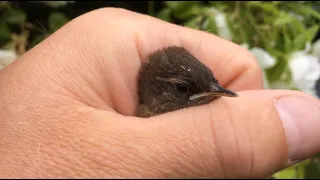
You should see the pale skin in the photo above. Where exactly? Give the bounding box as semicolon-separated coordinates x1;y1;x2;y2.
1;8;320;178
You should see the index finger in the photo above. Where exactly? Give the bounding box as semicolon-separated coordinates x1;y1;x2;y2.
127;9;264;91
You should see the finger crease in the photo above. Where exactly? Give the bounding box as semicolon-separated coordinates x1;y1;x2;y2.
208;104;226;178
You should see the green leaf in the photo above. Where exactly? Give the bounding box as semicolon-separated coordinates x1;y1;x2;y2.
29;34;46;49
0;23;11;43
273;166;299;179
305;25;319;42
271;1;282;6
247;1;279;15
293;33;307;51
288;3;320;20
178;5;201;20
208;1;229;12
267;48;285;59
290;87;301;91
305;154;320;178
165;1;201;20
148;1;155;16
281;26;293;53
203;16;218;36
273;159;310;179
266;58;288;83
281;60;293;84
165;1;200;10
245;11;269;48
5;9;27;24
293;25;319;51
183;16;202;29
239;10;258;46
225;16;239;43
0;1;9;8
48;12;69;33
289;18;306;35
273;12;294;27
156;8;172;22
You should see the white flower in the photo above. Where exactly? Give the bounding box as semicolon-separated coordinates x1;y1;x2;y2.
249;47;278;89
215;14;232;40
208;8;232;40
0;49;17;70
240;43;249;49
250;47;277;69
288;51;320;96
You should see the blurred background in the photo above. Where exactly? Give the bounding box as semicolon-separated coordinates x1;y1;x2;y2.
0;1;319;178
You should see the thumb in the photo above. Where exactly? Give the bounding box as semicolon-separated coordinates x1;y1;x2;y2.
129;89;320;178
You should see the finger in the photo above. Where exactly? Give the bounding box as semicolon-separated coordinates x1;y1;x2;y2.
102;90;320;178
115;8;264;91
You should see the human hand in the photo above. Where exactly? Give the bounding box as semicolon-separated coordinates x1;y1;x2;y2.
0;8;319;178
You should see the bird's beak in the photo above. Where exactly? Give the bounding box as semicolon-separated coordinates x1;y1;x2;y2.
189;83;238;101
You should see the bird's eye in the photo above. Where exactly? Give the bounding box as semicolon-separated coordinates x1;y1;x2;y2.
174;83;189;94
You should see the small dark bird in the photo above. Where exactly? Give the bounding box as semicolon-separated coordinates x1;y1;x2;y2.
136;46;238;118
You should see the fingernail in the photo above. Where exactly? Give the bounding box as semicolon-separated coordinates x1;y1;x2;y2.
275;96;320;165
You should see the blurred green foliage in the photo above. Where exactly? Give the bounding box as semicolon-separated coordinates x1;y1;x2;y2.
155;1;320;91
0;1;320;178
154;1;320;179
0;1;70;55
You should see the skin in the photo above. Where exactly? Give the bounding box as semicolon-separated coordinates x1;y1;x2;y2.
0;8;320;178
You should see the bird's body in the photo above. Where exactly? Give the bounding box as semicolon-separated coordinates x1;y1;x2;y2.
136;46;238;118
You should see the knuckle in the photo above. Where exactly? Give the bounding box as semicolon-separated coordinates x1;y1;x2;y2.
81;7;135;20
68;7;137;33
238;48;264;89
87;7;135;21
84;7;138;23
243;49;263;79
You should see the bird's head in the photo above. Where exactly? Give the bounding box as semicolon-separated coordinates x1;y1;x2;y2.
137;46;238;116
